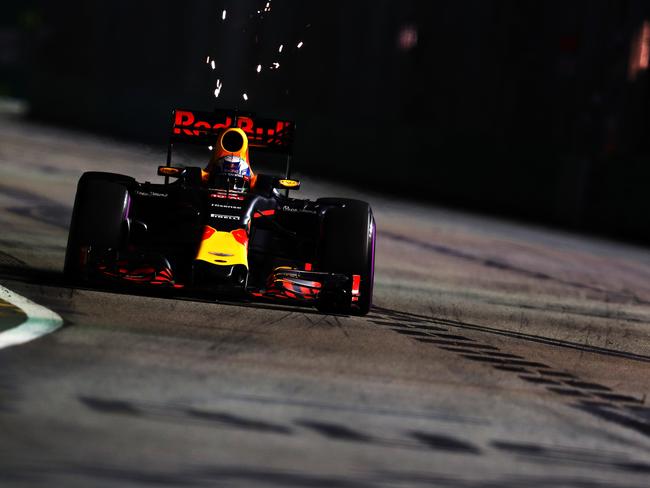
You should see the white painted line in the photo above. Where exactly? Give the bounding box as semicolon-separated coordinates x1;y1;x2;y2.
0;285;63;349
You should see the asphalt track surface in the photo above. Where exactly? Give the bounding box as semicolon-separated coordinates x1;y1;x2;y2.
1;110;650;488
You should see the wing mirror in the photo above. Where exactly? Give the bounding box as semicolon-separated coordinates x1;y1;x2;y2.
158;166;183;178
275;178;301;190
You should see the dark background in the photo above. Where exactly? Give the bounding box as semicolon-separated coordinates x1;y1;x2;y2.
3;0;650;245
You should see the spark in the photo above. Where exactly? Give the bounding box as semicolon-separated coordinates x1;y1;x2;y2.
221;9;227;20
264;1;271;12
209;146;214;151
214;79;222;98
271;62;280;69
297;41;303;49
640;21;650;70
243;93;249;101
211;60;216;70
256;64;262;73
278;44;283;53
206;55;210;64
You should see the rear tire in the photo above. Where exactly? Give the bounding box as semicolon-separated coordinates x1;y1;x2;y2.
316;199;375;315
63;172;133;282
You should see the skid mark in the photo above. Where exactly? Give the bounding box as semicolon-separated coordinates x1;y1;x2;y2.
370;306;650;440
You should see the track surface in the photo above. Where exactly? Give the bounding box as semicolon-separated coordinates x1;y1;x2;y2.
1;111;650;487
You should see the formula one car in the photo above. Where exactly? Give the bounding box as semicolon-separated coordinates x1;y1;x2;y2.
63;108;376;315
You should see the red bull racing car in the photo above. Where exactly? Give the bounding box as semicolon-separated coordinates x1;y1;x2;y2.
63;108;376;315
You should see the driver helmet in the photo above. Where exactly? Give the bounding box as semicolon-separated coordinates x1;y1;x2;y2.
209;154;251;191
206;127;254;192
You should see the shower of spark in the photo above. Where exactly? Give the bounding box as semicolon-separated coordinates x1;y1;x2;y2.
206;2;310;102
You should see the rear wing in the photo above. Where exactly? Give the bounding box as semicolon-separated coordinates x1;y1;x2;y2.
164;108;295;183
169;108;295;152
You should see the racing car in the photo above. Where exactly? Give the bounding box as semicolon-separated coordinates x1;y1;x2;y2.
63;108;376;315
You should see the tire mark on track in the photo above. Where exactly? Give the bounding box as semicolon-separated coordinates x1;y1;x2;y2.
376;306;650;363
263;311;294;327
481;297;650;325
369;306;650;441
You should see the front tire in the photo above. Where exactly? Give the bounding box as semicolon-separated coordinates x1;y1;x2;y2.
63;172;133;282
316;199;376;315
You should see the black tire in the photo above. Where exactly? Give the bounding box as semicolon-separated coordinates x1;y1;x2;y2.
63;172;133;281
316;199;376;315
